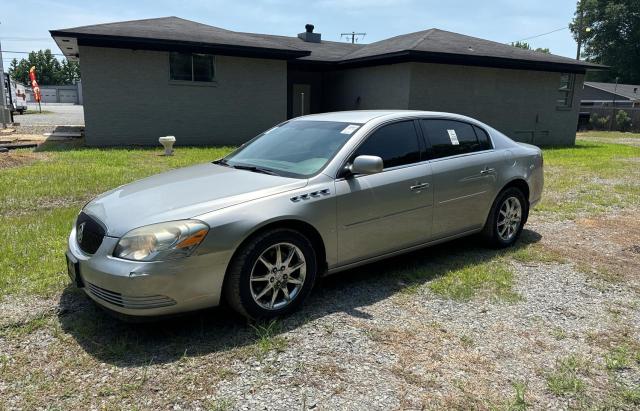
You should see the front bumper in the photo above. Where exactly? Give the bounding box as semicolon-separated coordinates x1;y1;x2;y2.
66;226;233;317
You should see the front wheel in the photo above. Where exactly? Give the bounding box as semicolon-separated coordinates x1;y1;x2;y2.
481;187;528;248
223;229;317;319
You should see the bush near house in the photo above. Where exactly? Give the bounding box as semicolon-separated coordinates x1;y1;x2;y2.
589;113;611;130
616;110;632;132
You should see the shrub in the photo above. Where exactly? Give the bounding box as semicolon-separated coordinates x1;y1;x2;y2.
589;113;606;130
596;115;610;130
616;110;632;132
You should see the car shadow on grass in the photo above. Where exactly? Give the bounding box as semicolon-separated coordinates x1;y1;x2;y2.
57;229;541;367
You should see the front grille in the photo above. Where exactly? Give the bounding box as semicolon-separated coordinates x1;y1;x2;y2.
86;282;176;309
76;212;105;254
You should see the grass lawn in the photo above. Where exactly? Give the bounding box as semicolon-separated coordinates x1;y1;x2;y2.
0;135;638;299
537;139;640;216
0;143;233;296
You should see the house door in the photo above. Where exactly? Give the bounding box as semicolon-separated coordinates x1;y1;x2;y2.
292;84;311;117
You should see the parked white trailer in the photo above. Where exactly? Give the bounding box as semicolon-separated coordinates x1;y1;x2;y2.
2;74;28;114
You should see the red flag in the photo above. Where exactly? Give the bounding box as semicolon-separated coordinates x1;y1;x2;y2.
29;66;41;103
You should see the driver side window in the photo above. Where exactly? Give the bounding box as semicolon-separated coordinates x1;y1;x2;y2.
351;121;421;169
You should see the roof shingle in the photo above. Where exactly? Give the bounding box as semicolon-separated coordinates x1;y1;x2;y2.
51;17;603;71
584;82;640;101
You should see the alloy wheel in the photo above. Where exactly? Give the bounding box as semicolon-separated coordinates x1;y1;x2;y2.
249;242;307;310
497;196;522;241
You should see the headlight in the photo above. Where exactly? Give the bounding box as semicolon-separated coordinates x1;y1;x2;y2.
113;220;209;261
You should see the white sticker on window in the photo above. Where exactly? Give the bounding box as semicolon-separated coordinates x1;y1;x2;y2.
341;124;360;134
447;129;460;145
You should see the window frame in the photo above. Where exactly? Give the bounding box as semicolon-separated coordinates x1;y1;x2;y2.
556;72;575;109
169;52;216;83
338;119;426;178
419;118;494;161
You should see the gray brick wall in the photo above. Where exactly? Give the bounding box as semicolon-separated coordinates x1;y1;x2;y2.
323;63;412;111
408;62;583;146
80;46;287;146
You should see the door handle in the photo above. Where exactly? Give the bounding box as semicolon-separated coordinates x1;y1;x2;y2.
410;182;430;191
480;167;495;175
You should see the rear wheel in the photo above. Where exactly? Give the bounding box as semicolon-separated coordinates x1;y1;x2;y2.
224;229;317;319
481;187;528;248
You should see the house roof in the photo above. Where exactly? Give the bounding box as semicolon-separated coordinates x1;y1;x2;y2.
339;28;602;71
584;82;640;101
51;16;604;72
243;33;363;62
50;17;311;60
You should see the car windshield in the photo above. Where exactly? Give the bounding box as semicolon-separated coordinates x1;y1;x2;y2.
223;120;361;177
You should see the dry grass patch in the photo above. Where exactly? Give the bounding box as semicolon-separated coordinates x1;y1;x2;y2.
530;211;640;285
0;150;46;169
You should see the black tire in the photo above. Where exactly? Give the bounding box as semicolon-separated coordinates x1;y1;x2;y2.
481;187;528;248
223;228;318;319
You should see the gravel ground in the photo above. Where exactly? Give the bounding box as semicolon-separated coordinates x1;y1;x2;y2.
1;211;639;410
12;104;84;128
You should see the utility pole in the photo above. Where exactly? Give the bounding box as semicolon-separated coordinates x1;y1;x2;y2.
0;28;10;127
575;0;592;60
340;31;366;44
576;0;583;60
0;23;11;128
610;77;619;131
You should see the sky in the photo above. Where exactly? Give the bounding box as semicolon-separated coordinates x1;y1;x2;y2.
0;0;580;68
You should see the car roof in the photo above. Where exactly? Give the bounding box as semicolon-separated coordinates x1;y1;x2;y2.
291;110;479;124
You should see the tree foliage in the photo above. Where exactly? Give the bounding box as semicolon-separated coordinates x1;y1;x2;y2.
570;0;640;83
511;41;551;54
8;49;80;86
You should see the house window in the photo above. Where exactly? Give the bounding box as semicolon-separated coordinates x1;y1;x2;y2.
170;52;215;82
557;73;575;108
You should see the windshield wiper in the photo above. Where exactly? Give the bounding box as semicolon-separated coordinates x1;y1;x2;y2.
231;164;280;176
212;158;230;167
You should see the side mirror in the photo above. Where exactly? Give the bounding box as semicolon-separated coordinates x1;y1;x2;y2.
349;155;383;175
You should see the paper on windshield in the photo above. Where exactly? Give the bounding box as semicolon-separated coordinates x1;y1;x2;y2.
341;124;360;134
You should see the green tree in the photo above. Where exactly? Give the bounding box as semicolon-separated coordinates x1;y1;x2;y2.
571;0;640;83
58;60;81;84
511;41;551;54
8;49;80;85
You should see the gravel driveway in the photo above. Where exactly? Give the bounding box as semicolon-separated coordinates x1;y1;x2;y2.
13;104;84;127
1;211;639;410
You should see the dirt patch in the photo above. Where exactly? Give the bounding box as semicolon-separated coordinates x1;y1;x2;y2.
0;151;45;169
528;210;640;286
0;295;59;329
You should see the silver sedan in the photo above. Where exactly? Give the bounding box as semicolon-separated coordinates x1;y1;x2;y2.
65;111;543;319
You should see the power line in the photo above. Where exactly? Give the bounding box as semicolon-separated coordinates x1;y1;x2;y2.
0;36;53;41
512;26;569;43
1;50;65;56
340;32;366;44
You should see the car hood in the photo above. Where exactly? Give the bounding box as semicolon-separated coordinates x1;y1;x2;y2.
84;163;307;237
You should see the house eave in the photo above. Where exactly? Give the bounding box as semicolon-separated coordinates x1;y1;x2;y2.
49;31;311;60
336;50;604;73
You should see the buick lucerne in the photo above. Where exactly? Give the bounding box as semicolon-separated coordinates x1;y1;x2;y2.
66;111;543;319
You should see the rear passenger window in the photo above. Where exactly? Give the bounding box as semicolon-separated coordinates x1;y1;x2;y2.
352;121;421;169
473;125;492;150
421;120;489;159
